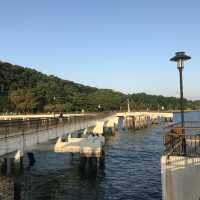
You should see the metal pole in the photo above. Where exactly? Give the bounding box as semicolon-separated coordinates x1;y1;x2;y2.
178;68;186;154
179;68;184;128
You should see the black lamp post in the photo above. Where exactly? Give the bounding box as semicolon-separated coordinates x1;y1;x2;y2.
170;51;191;154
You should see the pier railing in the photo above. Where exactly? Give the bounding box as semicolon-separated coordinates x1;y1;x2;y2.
0;112;112;141
164;122;200;157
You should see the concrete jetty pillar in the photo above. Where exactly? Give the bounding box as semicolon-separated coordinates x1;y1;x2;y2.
122;117;125;129
117;116;123;130
0;158;4;174
0;152;24;175
14;151;24;172
79;156;104;175
125;116;133;129
97;157;100;169
147;116;151;127
14;182;21;200
79;156;87;172
13;157;23;173
132;116;135;129
3;158;13;175
99;156;105;169
88;157;97;172
27;152;35;170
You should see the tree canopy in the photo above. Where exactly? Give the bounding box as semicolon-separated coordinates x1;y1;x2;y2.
0;61;198;113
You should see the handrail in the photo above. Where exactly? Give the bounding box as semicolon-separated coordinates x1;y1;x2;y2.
163;122;200;157
0;113;113;141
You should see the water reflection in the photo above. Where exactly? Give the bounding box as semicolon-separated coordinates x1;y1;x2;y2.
2;111;194;199
0;151;107;200
1;127;162;200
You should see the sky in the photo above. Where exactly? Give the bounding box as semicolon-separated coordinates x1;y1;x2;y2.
0;0;200;99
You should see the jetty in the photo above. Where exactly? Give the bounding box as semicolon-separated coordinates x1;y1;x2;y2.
0;111;173;176
54;121;106;157
117;112;173;129
0;113;114;175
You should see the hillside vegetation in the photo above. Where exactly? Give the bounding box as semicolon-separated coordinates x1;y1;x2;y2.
0;61;198;113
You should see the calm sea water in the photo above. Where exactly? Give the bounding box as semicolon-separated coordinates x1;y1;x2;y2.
1;111;200;200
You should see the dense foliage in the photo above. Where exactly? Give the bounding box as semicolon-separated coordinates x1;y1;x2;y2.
0;61;198;113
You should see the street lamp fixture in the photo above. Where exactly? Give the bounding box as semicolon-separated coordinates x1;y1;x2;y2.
170;52;191;69
170;51;191;154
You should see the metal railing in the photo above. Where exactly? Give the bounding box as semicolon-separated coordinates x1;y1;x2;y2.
163;121;200;157
0;112;113;141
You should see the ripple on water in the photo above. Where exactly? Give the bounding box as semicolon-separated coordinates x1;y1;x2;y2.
0;126;163;200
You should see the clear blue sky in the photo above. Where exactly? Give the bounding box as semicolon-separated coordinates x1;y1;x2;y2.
0;0;199;99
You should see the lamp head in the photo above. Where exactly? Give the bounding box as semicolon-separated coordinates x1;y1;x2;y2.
170;51;191;69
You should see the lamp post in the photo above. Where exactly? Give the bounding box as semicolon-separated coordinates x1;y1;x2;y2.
170;51;191;154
